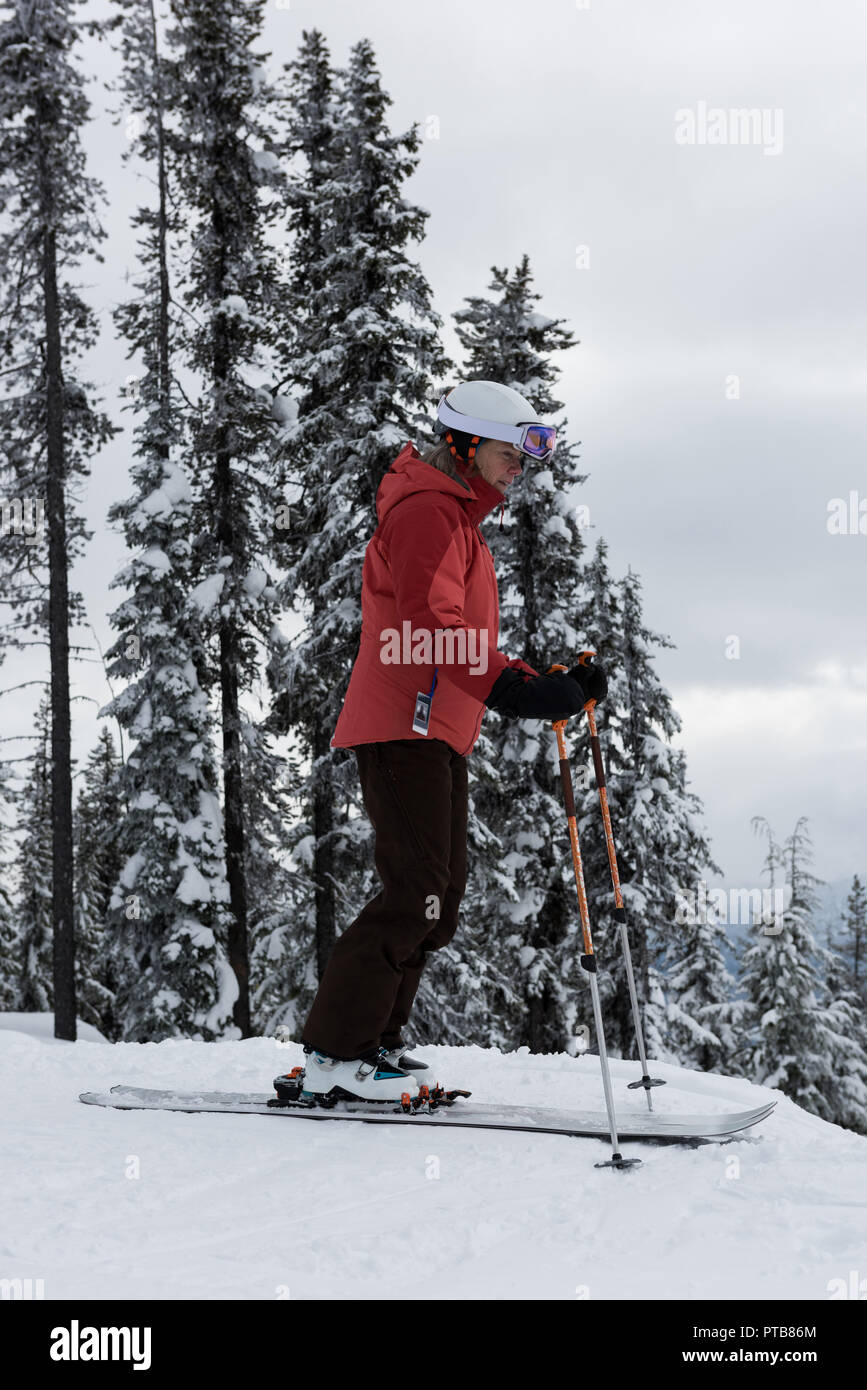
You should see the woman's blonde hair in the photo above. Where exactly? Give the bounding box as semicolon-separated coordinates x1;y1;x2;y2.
419;438;476;486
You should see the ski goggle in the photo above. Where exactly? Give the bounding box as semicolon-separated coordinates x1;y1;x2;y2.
518;423;558;460
435;394;557;461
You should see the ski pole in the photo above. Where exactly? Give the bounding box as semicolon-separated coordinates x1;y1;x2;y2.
547;670;640;1171
572;651;665;1110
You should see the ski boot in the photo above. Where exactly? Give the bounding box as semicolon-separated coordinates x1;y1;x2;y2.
274;1047;420;1107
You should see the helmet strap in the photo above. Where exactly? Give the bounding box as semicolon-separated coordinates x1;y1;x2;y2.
443;429;507;525
445;429;482;471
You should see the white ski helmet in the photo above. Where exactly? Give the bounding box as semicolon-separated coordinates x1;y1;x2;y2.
434;380;556;466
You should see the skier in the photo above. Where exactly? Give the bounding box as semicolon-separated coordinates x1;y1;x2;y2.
298;381;607;1103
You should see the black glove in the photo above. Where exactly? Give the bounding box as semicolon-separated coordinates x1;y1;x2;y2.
567;659;608;705
484;659;608;722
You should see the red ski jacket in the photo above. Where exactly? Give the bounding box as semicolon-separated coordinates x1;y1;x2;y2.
331;442;539;756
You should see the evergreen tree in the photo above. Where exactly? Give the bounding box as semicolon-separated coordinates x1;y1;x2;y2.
101;0;237;1040
738;816;863;1126
163;0;290;1035
665;896;740;1073
839;874;867;1004
73;727;125;1039
252;27;344;1033
264;34;450;1025
574;551;722;1061
13;698;54;1012
0;0;117;1037
817;927;867;1134
243;721;302;1036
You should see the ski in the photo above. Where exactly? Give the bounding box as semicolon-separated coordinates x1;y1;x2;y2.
79;1085;776;1141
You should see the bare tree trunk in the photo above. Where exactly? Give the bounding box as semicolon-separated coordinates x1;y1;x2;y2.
41;214;75;1040
210;391;251;1034
312;720;336;981
207;149;251;1033
219;618;250;1034
150;0;170;434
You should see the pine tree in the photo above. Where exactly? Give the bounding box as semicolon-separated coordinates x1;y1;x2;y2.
738;816;861;1124
263;34;450;1025
101;0;237;1040
73;727;125;1039
252;27;346;1032
163;0;291;1035
0;0;117;1037
839;874;867;1004
665;896;740;1073
574;555;722;1061
817;927;867;1134
243;721;302;1036
13;698;54;1013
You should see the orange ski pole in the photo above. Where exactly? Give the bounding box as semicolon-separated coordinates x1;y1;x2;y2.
572;651;664;1109
548;667;639;1170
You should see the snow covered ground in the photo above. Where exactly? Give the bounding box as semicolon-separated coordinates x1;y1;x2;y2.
2;1017;865;1301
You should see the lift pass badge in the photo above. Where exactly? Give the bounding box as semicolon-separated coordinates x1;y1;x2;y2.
412;669;438;736
412;691;432;736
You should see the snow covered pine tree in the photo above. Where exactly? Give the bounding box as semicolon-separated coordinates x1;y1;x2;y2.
0;0;117;1038
161;0;291;1035
101;0;237;1042
262;33;451;1030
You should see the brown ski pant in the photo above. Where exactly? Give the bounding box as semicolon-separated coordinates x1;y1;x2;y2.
301;738;468;1059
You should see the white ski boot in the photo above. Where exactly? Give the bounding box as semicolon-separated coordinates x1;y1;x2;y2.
300;1047;420;1105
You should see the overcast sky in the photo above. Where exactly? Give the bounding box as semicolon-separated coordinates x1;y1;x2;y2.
6;0;866;900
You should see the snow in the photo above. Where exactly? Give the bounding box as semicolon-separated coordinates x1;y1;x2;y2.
134;465;192;520
188;573;225;616
173;865;214;906
117;849;146;892
271;393;298;426
542;514;570;541
214;295;249;320
139;547;171;574
0;1012;107;1043
242;567;268;598
2;1023;865;1300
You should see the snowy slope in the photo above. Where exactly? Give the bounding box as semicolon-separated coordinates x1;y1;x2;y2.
0;1012;107;1044
2;1023;865;1301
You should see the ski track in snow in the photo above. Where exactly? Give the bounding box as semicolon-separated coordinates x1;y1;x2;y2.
2;1023;865;1300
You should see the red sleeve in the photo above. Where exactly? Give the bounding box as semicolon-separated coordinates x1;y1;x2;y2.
385;499;538;700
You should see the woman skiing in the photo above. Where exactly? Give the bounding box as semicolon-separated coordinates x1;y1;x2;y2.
298;381;607;1103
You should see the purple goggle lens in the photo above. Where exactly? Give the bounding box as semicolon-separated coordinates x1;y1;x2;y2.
520;424;557;459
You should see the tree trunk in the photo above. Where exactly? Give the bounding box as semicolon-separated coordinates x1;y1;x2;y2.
312;720;336;981
218;610;250;1035
212;400;250;1032
42;216;76;1041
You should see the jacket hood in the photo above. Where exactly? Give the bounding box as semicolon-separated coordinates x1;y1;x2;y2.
376;442;506;527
